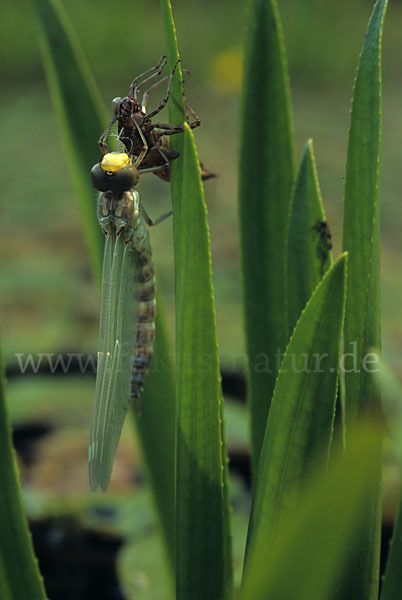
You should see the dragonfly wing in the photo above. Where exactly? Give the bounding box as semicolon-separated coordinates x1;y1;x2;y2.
89;232;138;492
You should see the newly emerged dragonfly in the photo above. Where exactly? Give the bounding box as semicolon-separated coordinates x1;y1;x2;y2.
88;152;164;492
99;56;215;181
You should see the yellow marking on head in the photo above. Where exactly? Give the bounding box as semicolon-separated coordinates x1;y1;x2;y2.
101;153;132;173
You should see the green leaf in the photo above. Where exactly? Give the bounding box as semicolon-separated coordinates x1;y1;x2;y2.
243;254;347;571
340;0;388;596
0;342;47;599
31;0;108;285
160;0;186;204
160;0;185;127
160;3;233;593
134;300;176;569
220;393;234;599
238;0;295;472
174;125;231;599
241;422;382;600
342;0;387;421
286;139;332;333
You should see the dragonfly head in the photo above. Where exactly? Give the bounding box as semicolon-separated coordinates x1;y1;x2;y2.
91;153;140;192
112;97;122;114
113;96;144;119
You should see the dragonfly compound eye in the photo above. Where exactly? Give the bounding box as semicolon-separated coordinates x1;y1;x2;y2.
112;97;122;114
91;163;139;192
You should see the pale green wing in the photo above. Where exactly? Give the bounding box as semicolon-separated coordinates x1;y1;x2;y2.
89;230;138;492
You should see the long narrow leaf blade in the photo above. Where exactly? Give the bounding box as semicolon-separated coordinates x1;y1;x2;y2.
241;422;382;600
160;0;186;203
134;300;176;567
340;1;388;596
133;1;181;557
174;125;230;599
220;395;234;599
0;342;47;599
160;1;233;590
243;254;347;571
89;232;138;491
342;0;387;420
32;0;107;284
287;139;332;332
239;0;295;471
160;0;185;127
158;0;194;571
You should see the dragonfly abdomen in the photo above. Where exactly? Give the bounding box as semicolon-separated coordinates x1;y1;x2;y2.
131;242;156;409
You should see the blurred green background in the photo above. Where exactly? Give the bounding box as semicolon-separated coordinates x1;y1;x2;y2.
1;0;402;596
2;0;402;369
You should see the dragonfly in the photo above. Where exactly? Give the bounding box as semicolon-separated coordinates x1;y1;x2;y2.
99;56;215;181
88;151;166;492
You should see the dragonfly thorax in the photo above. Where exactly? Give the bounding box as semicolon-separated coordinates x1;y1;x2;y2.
98;190;140;238
115;96;146;125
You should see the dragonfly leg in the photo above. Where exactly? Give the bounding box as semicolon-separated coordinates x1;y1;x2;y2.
141;75;169;111
138;164;171;174
137;133;179;177
133;59;168;105
129;56;167;98
183;99;201;130
141;69;191;112
150;134;172;169
146;59;181;120
180;72;202;129
98;116;117;154
130;118;149;167
152;211;173;226
152;106;200;133
152;122;187;135
140;204;172;227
